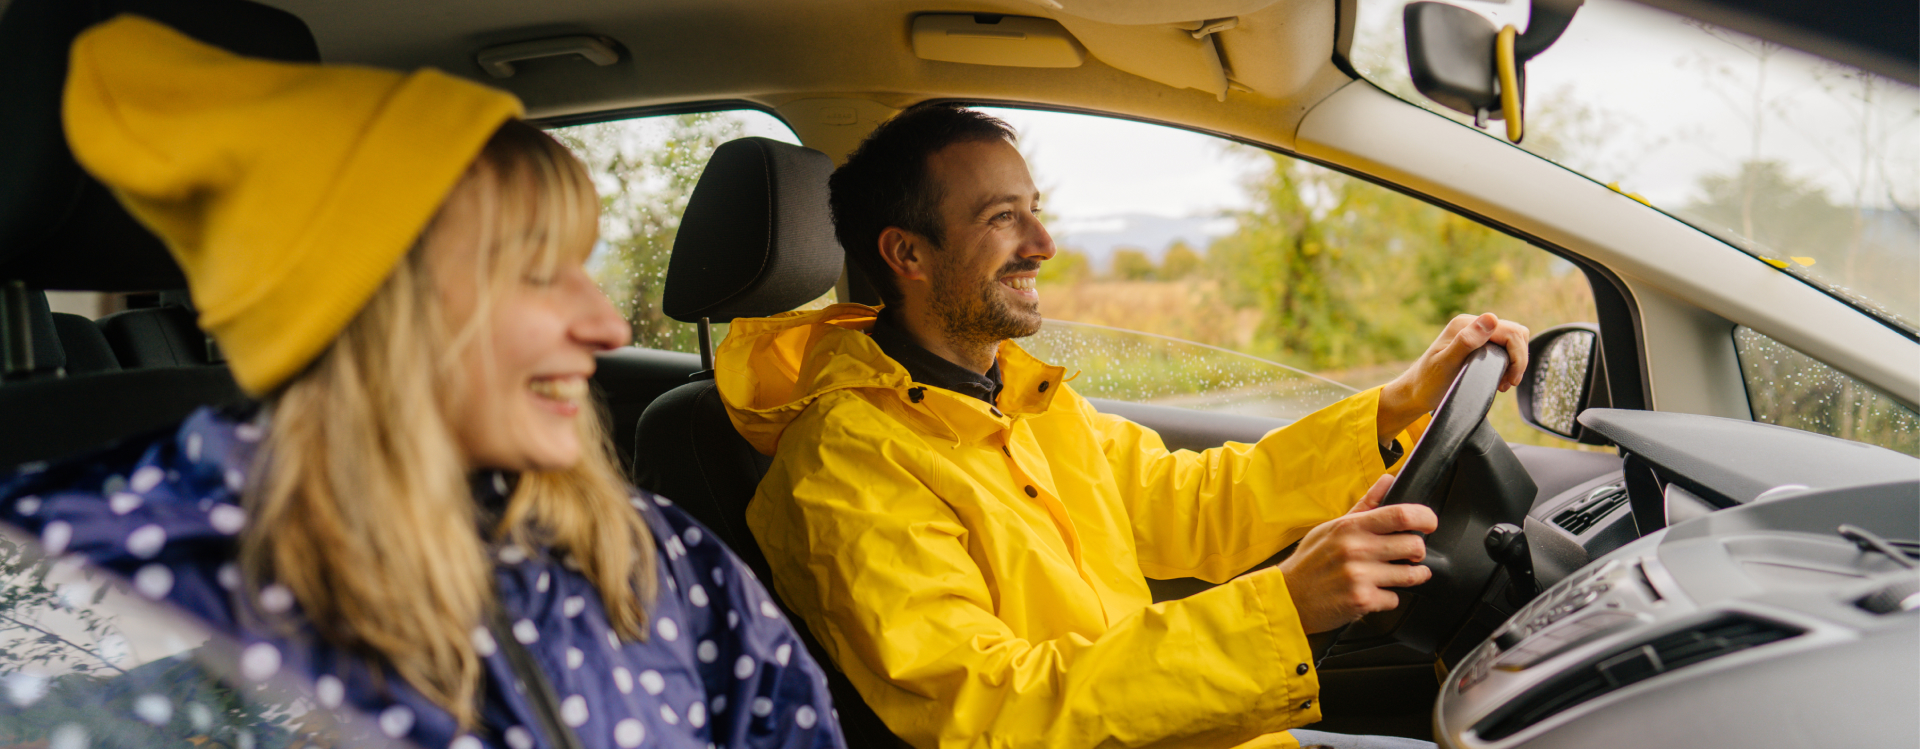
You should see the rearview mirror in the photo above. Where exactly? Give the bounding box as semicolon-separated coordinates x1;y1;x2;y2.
1516;323;1610;444
1404;0;1584;142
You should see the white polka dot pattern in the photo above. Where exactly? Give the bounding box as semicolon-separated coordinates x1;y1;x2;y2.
639;669;665;695
614;718;645;747
208;504;245;534
125;524;166;559
512;619;539;644
239;643;280;681
560;694;588;727
504;726;534;749
133;565;173;599
316;675;344;708
109;492;143;515
379;705;414;738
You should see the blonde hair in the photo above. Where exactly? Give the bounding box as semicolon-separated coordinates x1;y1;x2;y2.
239;121;656;727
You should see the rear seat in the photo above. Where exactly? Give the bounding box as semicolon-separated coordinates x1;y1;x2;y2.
0;0;316;468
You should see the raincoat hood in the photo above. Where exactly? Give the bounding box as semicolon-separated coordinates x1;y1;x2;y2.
716;303;1067;456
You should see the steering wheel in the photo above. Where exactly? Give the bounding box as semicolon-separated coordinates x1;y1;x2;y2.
1335;343;1538;658
1381;344;1509;510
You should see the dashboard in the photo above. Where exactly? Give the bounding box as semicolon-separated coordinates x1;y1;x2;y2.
1434;409;1920;748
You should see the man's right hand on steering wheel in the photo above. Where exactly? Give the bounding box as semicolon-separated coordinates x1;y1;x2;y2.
1376;313;1531;444
1279;475;1439;634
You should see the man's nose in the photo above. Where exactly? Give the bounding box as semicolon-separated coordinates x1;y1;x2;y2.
1023;212;1057;261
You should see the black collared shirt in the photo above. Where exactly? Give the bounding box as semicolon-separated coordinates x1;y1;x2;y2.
868;311;1004;406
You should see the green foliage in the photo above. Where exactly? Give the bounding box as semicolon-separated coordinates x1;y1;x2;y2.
1734;327;1919;456
553;114;748;353
1158;241;1202;280
1206;153;1583;372
1108;248;1157;281
1040;248;1091;285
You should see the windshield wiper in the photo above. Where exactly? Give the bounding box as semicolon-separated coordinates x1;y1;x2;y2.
1838;524;1918;570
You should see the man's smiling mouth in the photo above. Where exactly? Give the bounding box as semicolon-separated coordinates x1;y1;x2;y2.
1000;276;1036;292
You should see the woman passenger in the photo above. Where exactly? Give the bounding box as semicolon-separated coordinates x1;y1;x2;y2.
0;16;842;749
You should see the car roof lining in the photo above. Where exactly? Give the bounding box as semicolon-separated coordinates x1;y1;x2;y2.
255;0;1357;157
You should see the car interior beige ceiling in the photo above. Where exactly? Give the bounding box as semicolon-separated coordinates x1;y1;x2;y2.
257;0;1357;153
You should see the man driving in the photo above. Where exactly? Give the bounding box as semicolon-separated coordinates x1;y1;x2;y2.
715;104;1528;748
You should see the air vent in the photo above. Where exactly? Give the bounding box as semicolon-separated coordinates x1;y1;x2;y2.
1553;484;1630;535
1857;576;1920;615
1475;615;1801;741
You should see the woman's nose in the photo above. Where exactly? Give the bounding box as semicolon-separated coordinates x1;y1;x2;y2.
571;270;632;351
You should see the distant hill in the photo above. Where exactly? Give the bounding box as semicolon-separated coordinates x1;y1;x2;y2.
1049;213;1237;272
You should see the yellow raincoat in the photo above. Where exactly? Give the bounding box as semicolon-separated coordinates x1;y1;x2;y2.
718;304;1422;748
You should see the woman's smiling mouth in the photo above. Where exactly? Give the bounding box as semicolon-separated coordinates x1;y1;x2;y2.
528;374;588;415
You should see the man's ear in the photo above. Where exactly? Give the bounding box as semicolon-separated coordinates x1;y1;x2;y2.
878;227;932;284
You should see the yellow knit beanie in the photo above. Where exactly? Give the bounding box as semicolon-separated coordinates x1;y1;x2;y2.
63;15;525;395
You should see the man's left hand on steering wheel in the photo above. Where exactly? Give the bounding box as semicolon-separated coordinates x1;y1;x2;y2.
1377;313;1530;445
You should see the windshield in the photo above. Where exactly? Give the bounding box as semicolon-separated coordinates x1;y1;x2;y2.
1350;0;1920;335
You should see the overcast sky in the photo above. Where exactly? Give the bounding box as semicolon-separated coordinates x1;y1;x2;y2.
710;0;1916;237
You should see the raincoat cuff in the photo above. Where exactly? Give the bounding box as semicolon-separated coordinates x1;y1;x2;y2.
1244;568;1324;729
1359;386;1430;475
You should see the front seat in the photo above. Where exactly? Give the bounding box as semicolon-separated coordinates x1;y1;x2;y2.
0;0;320;467
630;137;906;746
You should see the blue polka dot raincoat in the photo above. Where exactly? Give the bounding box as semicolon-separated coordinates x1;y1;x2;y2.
0;406;846;749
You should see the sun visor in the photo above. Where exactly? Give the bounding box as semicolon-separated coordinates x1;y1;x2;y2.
1011;0;1278;25
911;15;1085;68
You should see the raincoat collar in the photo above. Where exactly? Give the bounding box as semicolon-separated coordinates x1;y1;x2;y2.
866;310;1003;406
715;304;1069;455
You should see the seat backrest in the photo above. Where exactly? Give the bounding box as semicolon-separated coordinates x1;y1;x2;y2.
0;0;316;469
631;137;908;745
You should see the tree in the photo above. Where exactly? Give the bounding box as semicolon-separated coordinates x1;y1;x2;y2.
1686;160;1849;255
552;114;749;352
1039;248;1091;285
1108;248;1157;281
1159;241;1202;280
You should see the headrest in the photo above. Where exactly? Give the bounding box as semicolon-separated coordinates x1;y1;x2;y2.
0;0;318;291
663;138;845;323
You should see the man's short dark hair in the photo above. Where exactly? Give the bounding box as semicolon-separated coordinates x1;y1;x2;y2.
828;103;1016;306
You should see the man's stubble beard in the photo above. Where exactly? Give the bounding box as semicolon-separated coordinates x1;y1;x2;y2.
928;249;1043;355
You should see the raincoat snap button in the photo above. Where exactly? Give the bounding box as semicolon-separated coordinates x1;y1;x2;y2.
990;406;1004;417
1002;445;1012;457
1296;663;1309;676
1023;485;1037;498
908;387;925;403
1038;381;1049;392
1300;700;1312;710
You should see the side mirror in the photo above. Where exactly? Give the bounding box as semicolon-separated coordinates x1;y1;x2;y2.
1404;0;1584;142
1515;323;1611;445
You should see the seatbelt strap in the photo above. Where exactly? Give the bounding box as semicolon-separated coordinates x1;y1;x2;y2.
487;608;587;749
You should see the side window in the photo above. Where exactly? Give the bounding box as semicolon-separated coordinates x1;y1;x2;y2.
551;110;811;353
986;108;1599;447
0;527;382;746
1733;326;1920;456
